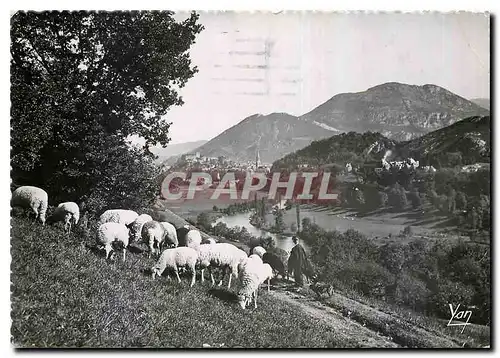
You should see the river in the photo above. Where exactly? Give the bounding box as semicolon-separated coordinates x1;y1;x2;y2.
213;212;310;254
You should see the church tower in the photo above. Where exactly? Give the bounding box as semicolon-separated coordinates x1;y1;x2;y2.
255;148;261;169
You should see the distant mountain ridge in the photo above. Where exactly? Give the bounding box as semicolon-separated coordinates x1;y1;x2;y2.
193;82;488;163
150;140;207;164
192;113;330;164
470;98;490;110
300;82;489;141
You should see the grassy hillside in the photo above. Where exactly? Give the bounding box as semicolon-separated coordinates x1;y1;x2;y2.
10;217;366;348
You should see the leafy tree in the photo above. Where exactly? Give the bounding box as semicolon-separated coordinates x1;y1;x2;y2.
447;188;456;213
408;189;422;209
272;207;286;233
196;212;212;232
455;191;468;211
11;11;204;212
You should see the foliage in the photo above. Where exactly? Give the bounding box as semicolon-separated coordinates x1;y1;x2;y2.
11;11;203;213
300;221;490;325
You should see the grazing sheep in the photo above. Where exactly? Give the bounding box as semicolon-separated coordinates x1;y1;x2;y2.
11;186;48;225
185;229;202;249
151;247;198;287
96;222;130;262
251;246;266;258
159;221;179;248
238;254;262;273
176;225;191;246
196;243;247;289
201;237;217;245
47;202;80;234
237;261;272;309
127;214;153;243
98;209;138;226
141;220;166;258
262;252;287;279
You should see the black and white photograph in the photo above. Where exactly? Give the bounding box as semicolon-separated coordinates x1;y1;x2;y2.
9;8;491;349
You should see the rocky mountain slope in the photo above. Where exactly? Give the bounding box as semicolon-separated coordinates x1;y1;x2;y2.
193;83;488;163
193;113;331;164
300;82;489;142
272;115;490;170
398;115;490;165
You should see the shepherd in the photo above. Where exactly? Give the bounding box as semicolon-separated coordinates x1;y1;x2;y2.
288;236;314;288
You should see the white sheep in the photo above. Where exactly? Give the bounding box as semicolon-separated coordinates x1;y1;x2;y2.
196;243;247;289
185;229;202;249
251;246;266;258
47;202;80;234
96;222;130;262
201;237;217;245
151;247;198;287
238;254;263;273
127;214;153;242
11;186;48;225
159;221;179;248
141;220;166;258
98;209;138;226
237;262;273;309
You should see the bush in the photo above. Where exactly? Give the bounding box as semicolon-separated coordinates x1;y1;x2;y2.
427;281;476;320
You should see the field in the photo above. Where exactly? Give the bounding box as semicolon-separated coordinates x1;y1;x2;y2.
10;214;490;348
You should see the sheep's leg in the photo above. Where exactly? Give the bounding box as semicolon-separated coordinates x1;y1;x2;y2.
122;249;126;262
254;290;258;309
105;244;112;260
209;267;216;286
267;277;271;292
217;267;225;287
148;238;154;259
200;268;205;283
227;268;234;289
190;265;196;287
174;268;181;284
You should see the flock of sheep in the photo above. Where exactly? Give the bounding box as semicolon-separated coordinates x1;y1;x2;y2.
11;185;288;309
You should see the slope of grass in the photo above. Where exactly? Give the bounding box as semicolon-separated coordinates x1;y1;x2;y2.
11;217;364;348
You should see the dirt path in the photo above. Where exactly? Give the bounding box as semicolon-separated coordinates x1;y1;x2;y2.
264;279;465;348
268;289;400;348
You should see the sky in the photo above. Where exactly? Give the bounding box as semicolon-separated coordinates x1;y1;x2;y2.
153;11;490;145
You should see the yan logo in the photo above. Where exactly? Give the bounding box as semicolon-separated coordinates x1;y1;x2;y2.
447;304;472;333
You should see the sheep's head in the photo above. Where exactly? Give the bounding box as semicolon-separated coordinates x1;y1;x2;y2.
151;268;160;279
237;294;250;309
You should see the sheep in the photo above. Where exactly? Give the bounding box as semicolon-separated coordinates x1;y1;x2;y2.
98;209;138;226
127;214;153;243
185;229;202;249
262;252;287;280
11;186;48;225
237;261;273;309
159;221;179;248
238;254;262;273
196;243;247;289
46;202;80;234
96;222;129;262
251;246;266;258
141;220;166;258
201;237;217;245
151;247;198;287
176;225;191;246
